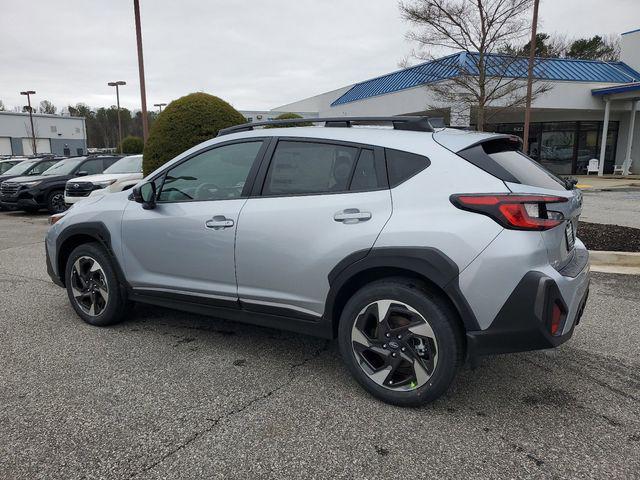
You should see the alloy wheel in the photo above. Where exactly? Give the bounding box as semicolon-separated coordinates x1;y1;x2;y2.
351;300;438;391
70;256;109;316
50;193;66;213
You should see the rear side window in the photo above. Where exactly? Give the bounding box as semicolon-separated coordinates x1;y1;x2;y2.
385;149;431;187
460;139;567;191
263;141;359;195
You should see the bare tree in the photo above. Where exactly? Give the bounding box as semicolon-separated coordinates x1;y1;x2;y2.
39;100;57;115
400;0;551;130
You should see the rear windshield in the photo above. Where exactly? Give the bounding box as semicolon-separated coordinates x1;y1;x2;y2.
460;139;568;191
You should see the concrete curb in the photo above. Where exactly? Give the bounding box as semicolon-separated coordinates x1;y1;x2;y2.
589;250;640;275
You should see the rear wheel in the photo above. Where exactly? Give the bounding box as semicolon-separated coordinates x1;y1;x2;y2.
64;242;130;326
338;278;463;406
47;190;66;214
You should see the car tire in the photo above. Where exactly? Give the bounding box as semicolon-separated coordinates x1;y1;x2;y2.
47;190;66;214
338;277;463;407
64;242;130;327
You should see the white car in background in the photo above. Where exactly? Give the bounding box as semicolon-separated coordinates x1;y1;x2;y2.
64;155;143;205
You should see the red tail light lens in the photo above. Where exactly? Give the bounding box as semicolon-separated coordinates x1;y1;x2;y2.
550;301;565;336
450;194;568;231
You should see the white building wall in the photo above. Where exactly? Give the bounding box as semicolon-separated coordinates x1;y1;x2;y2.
621;29;640;72
0;112;85;141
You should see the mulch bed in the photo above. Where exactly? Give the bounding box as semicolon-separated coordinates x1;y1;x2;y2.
578;221;640;252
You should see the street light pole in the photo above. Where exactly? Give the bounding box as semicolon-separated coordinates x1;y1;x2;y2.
134;0;149;142
20;90;37;155
108;81;126;153
522;0;540;154
154;102;167;113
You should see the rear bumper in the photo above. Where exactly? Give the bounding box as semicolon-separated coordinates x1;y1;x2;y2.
466;248;590;361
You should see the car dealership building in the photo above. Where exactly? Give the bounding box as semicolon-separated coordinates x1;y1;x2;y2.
0;111;87;157
274;29;640;176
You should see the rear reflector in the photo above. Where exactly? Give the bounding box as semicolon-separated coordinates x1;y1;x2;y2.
550;301;565;336
450;194;568;231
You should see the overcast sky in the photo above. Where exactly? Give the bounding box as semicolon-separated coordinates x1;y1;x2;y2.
1;0;638;113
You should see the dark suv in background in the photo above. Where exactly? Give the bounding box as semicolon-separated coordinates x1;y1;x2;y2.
0;155;121;213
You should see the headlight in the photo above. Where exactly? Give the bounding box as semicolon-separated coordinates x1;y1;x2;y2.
21;181;42;188
93;179;117;188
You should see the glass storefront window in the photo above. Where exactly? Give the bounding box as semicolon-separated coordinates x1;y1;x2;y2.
539;122;576;175
486;120;619;175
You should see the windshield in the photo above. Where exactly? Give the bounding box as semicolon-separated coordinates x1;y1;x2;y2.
0;161;19;174
2;160;38;176
42;158;85;176
104;155;143;174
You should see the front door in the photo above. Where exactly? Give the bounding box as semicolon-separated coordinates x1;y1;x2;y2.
235;139;392;317
121;140;266;301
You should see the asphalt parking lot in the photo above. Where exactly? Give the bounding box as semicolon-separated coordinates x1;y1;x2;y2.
1;210;639;480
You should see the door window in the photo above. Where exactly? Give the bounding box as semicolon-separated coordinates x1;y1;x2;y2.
158;141;263;202
350;149;381;191
263;141;359;195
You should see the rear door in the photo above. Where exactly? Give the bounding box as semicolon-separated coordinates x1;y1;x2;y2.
235;138;392;318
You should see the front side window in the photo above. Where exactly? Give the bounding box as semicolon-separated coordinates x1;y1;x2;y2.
263;141;359;195
158;141;263;202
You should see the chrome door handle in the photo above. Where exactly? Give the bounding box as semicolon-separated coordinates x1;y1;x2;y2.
205;215;234;230
334;208;372;224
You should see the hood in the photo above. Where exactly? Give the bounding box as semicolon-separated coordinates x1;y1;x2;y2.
6;174;70;184
67;172;141;184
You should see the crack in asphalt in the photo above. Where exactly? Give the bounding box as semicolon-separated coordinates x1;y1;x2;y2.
127;341;331;479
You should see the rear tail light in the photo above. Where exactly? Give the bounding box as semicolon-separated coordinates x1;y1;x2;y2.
450;194;568;231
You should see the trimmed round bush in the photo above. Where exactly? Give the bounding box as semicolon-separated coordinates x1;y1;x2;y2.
265;112;312;128
143;92;246;175
119;136;144;154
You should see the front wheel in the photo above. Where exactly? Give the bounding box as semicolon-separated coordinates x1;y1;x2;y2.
338;278;463;407
64;242;130;326
47;190;67;214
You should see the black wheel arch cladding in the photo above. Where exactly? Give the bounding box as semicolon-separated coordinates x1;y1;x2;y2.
54;221;129;289
326;247;480;333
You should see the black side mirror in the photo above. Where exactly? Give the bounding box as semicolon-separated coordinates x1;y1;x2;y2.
76;171;89;177
132;181;157;210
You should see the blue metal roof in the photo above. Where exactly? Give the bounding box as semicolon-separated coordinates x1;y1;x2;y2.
331;52;640;106
592;82;640;96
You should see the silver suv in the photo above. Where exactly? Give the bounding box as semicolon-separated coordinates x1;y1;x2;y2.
45;117;590;406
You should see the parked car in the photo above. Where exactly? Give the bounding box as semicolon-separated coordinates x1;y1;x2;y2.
1;155;121;213
65;155;143;206
0;157;64;210
45;117;589;406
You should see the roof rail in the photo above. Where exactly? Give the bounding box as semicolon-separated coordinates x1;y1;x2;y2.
217;116;434;137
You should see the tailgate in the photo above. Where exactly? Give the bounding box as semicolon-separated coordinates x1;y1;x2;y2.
507;181;583;269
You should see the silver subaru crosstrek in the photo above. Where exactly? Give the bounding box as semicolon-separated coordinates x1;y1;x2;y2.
45;117;590;406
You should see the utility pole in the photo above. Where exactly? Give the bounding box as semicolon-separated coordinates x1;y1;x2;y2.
134;0;149;142
20;90;37;155
108;81;126;153
522;0;540;154
154;102;167;113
